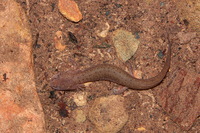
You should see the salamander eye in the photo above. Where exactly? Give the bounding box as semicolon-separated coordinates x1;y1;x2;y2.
52;86;61;90
51;73;61;80
50;79;61;90
50;84;59;90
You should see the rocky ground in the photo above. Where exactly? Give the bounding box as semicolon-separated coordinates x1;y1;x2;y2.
0;0;199;132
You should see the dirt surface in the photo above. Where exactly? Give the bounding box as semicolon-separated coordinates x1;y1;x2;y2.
16;0;199;132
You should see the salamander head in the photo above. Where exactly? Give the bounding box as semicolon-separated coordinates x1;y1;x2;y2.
50;72;83;91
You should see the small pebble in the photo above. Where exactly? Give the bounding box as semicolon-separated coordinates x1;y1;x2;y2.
73;109;86;123
49;91;56;99
157;49;164;59
136;127;146;131
105;11;110;16
68;31;78;44
160;2;165;6
97;22;110;38
115;4;122;8
133;70;142;79
89;95;128;133
134;32;140;39
73;92;87;106
54;31;66;51
58;0;82;22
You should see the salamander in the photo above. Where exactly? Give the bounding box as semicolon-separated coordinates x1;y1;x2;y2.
50;40;171;91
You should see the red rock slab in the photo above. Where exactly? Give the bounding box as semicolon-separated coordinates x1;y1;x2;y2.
154;68;200;130
0;0;46;132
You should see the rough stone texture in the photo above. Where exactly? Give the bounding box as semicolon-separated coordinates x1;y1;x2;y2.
154;68;200;130
88;95;128;133
0;0;46;132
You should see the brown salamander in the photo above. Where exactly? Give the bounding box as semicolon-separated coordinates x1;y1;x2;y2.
50;41;171;91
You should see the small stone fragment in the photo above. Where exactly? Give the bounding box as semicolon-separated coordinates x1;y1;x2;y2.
73;109;86;123
89;95;128;133
68;31;78;43
58;0;82;22
73;92;87;106
112;29;140;62
97;22;110;38
157;49;164;59
133;70;142;79
136;127;146;131
54;31;66;51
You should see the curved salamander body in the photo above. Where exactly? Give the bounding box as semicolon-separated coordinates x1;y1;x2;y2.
50;42;171;91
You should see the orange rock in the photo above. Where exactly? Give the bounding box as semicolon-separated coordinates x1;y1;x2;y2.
58;0;82;22
54;31;66;51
